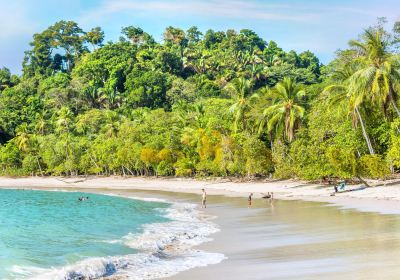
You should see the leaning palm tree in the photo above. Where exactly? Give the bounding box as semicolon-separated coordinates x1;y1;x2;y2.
263;78;306;142
225;77;256;133
349;29;400;117
323;63;375;154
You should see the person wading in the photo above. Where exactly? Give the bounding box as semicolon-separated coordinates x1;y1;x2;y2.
248;193;253;208
201;189;207;208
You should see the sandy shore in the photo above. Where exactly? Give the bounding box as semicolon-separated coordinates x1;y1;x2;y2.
2;177;400;279
164;193;400;280
0;176;400;214
62;188;400;280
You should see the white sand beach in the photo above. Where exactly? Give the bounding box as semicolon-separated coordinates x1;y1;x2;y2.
0;176;400;214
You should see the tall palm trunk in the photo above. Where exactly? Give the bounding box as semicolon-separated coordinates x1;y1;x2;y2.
36;156;44;176
389;88;400;117
269;131;274;151
355;107;375;155
391;98;400;117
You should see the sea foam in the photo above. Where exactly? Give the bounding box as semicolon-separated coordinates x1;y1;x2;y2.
14;198;225;280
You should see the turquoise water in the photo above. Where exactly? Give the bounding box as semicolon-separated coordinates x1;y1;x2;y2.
0;189;169;279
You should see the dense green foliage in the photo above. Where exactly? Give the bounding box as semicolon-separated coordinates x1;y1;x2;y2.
0;20;399;181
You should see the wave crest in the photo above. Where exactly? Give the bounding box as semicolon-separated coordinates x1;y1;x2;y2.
15;200;224;280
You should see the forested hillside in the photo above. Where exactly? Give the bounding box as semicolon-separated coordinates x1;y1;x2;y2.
0;20;399;180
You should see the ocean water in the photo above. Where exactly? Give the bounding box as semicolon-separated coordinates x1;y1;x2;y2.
0;189;224;280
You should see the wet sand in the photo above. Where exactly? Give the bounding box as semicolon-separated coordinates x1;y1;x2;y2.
164;193;400;280
40;187;400;280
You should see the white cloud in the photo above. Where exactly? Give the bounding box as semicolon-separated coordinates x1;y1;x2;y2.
80;0;319;23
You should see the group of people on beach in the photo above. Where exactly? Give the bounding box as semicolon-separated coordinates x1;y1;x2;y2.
201;189;273;209
248;192;274;207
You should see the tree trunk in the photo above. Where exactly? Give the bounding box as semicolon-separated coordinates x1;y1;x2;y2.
242;112;246;132
390;96;400;117
355;107;375;155
269;131;274;151
124;165;135;176
356;175;372;188
389;88;400;117
36;156;44;177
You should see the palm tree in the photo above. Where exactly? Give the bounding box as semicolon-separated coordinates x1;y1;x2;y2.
164;26;186;60
247;63;266;84
247;89;270;136
225;77;256;133
14;124;30;152
263;78;306;142
349;29;400;117
35;111;48;135
14;124;44;175
323;64;375;154
56;107;74;134
100;87;122;109
103;111;120;138
183;47;211;74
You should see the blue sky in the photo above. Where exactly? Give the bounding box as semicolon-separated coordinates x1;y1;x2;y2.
1;0;399;73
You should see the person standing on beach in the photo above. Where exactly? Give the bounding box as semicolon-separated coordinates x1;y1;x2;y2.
201;189;207;208
248;193;253;208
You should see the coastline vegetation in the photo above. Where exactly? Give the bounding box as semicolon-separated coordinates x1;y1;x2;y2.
0;19;399;181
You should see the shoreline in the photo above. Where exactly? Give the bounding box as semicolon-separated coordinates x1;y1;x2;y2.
3;179;400;279
1;176;400;215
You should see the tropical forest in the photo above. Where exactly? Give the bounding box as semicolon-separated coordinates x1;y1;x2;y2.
0;20;400;181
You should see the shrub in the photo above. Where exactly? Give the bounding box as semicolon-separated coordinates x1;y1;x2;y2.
157;161;174;176
243;136;272;176
358;155;390;179
387;118;400;169
174;157;194;177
